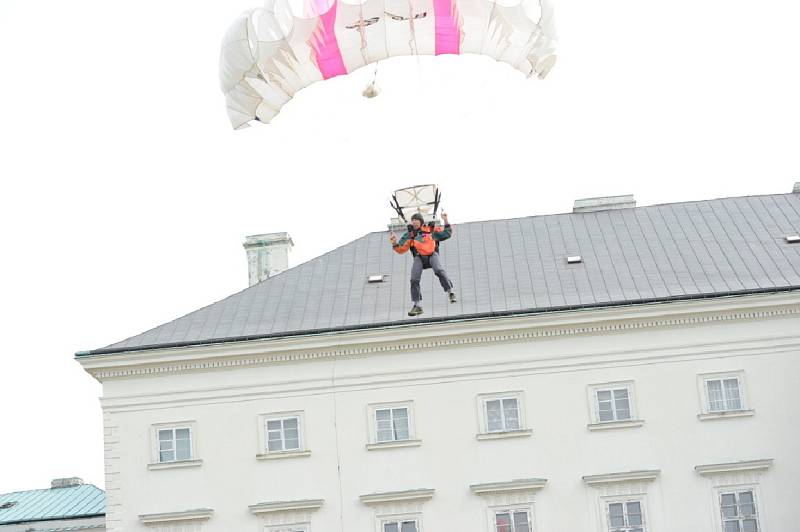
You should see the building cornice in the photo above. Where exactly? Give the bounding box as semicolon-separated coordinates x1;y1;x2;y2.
470;478;547;494
248;499;324;515
78;292;800;382
582;470;661;486
695;459;774;476
359;489;435;505
138;508;213;524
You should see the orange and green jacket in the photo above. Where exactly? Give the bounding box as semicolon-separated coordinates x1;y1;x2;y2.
392;224;452;256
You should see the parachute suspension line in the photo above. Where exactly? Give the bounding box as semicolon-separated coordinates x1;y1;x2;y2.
408;0;418;55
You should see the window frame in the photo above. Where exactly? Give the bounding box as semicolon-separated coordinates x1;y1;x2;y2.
586;381;641;427
476;391;529;436
716;487;763;532
378;515;422;532
149;420;200;469
604;497;647;532
258;411;308;457
698;371;749;415
492;506;533;532
366;401;418;446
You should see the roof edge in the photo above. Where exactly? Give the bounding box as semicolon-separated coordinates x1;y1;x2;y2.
76;285;800;357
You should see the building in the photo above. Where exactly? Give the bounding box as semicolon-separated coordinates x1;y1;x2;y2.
77;187;800;532
0;478;105;532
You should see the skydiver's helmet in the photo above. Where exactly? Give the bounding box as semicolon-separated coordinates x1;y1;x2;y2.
411;213;425;225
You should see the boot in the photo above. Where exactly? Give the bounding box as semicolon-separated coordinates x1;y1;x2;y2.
408;304;423;316
449;292;457;304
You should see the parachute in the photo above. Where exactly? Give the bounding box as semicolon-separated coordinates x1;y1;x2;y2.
219;0;557;128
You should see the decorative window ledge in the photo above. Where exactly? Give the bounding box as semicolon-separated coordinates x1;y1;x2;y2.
248;499;324;515
695;459;774;476
582;470;660;486
147;459;203;471
139;508;213;524
697;409;755;422
470;478;547;495
366;439;422;451
587;419;644;431
476;429;533;441
360;488;435;505
256;450;312;460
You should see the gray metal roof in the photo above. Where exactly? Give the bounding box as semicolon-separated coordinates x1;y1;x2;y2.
0;485;104;525
84;193;800;356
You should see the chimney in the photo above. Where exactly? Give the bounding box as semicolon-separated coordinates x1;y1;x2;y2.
793;182;799;194
243;232;293;286
51;477;83;489
573;194;636;213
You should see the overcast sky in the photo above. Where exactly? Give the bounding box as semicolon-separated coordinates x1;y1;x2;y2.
0;0;798;493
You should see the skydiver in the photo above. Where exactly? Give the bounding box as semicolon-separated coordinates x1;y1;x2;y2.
390;212;456;317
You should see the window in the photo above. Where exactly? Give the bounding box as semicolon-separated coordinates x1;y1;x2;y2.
157;427;192;463
597;388;631;422
587;382;642;428
376;407;410;443
257;412;309;458
267;416;301;452
476;392;529;438
495;509;531;532
382;520;418;532
697;371;752;419
705;378;743;412
366;401;419;447
720;490;760;532
607;500;645;532
486;398;521;432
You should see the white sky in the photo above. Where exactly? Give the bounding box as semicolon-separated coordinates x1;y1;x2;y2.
0;0;798;493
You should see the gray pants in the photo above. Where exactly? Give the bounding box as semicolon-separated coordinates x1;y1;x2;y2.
411;253;453;304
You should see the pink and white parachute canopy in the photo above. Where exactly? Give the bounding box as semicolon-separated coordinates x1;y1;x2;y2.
219;0;557;128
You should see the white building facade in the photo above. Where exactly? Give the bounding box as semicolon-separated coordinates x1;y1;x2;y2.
77;189;800;532
79;292;800;532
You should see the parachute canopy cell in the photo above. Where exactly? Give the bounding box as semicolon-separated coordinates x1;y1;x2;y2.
219;0;557;128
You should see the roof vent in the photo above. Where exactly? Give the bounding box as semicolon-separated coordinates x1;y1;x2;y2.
793;182;800;194
573;195;636;213
0;501;17;509
51;477;84;489
368;274;386;283
786;235;800;244
567;255;583;264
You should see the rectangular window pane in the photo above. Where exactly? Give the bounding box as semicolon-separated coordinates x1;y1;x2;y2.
383;524;399;532
267;420;282;431
159;449;175;462
724;522;741;532
707;380;725;411
614;389;631;420
626;501;642;526
400;521;417;532
721;493;738;518
175;428;190;440
159;439;173;452
723;379;742;410
513;511;530;532
503;399;520;430
487;400;503;431
495;512;512;532
176;438;191;460
376;409;394;442
158;429;173;441
739;491;756;517
742;519;758;532
268;439;283;452
608;503;625;527
393;414;410;441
